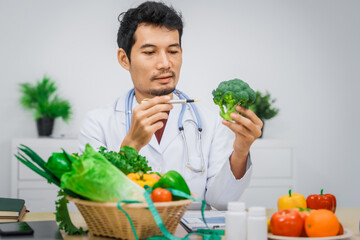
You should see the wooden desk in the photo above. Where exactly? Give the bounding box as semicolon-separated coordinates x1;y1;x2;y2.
22;208;360;239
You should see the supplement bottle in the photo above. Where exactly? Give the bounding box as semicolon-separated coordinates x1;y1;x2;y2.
225;201;247;240
247;206;267;240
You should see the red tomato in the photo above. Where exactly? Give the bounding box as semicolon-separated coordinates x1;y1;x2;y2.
337;223;344;235
270;209;304;237
294;208;313;237
150;188;172;202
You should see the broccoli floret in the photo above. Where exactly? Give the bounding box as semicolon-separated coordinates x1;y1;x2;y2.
212;78;256;121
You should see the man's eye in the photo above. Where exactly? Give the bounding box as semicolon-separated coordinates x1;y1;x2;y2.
169;51;179;54
143;51;154;55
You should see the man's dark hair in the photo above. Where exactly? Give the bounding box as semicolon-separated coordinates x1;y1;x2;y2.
117;1;183;62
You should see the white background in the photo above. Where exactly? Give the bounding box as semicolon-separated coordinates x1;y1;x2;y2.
0;0;359;206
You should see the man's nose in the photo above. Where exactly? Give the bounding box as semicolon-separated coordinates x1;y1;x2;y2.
156;52;171;69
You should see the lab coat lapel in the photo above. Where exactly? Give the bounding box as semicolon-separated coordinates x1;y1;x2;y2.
114;96;126;125
147;134;162;153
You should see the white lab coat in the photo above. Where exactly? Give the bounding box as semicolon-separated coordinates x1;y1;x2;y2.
78;93;252;210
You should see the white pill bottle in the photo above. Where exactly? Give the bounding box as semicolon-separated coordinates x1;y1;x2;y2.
247;206;267;240
225;202;247;240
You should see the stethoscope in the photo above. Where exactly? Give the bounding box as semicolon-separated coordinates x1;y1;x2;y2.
124;88;205;173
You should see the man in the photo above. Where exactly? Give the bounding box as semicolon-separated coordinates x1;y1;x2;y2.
79;1;262;210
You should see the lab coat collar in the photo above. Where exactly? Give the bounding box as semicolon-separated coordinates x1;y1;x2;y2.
114;96;126;125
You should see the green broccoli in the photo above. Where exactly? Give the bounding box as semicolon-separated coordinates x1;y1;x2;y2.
212;78;256;121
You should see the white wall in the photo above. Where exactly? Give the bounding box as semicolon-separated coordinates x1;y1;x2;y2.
1;0;359;206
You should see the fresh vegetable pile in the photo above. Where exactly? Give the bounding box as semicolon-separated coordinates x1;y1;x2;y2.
269;189;343;238
212;78;256;121
62;145;145;202
15;143;191;235
98;146;152;175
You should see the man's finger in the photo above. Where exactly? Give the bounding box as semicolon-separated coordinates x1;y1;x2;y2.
144;103;173;117
146;121;165;134
235;105;263;126
222;119;250;138
229;112;262;137
146;112;169;126
230;112;253;131
140;95;171;109
134;96;173;118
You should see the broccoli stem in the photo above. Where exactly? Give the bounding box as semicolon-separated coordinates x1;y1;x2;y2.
218;104;226;116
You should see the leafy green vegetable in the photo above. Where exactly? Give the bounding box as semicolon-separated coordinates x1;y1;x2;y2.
55;190;87;235
212;78;256;121
61;144;145;202
98;145;152;175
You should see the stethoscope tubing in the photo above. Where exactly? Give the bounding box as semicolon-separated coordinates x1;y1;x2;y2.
174;90;202;131
125;88;135;133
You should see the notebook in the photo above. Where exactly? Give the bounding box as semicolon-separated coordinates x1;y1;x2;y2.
180;210;226;232
0;205;27;223
0;198;25;217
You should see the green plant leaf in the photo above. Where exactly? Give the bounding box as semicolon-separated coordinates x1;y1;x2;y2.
249;91;279;121
19;76;72;121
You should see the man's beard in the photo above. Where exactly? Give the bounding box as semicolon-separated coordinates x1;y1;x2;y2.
146;70;176;96
146;87;175;96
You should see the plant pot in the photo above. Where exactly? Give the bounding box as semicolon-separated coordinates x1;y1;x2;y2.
36;118;54;136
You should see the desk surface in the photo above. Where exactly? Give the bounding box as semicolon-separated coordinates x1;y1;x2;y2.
22;208;360;240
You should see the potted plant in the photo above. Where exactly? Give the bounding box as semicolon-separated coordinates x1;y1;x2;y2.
249;91;279;138
19;76;72;136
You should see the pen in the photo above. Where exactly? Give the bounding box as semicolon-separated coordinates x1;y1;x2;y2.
167;99;199;104
141;99;200;104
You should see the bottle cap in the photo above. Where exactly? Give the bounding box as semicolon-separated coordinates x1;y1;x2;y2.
227;201;245;211
248;206;266;216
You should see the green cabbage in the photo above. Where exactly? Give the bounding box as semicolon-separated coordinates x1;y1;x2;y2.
61;144;145;202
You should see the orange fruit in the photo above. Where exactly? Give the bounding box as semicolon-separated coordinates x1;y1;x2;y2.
305;209;340;237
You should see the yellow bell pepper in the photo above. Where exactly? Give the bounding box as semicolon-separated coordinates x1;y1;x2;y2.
126;172;158;188
277;189;307;210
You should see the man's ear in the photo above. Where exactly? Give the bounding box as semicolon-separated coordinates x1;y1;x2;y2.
117;48;130;71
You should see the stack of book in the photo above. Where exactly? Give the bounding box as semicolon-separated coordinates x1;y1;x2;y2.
0;197;27;223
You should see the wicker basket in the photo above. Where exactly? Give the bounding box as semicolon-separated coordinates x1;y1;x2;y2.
67;196;193;240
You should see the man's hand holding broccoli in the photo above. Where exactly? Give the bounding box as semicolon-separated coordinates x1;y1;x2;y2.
212;78;263;179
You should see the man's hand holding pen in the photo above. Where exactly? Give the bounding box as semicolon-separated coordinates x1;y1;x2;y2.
121;96;173;151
